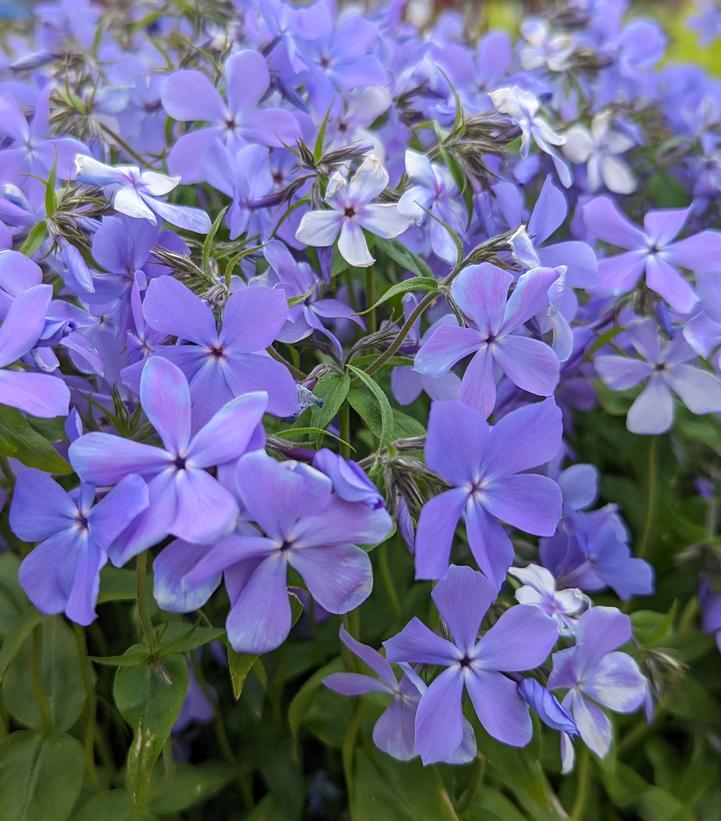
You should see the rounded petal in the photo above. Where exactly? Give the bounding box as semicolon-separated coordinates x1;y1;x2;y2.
10;469;76;542
483;474;562;536
140;357;192;454
474;604;557;671
415;489;468;580
431;564;495;652
289;543;372;613
626;377;674;434
295;209;342;247
338;220;373;267
466;668;532;747
161;69;226;122
414;667;465;765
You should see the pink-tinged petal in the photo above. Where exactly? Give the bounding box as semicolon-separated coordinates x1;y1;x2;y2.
0;283;51;367
384;617;459;666
626;377;674;434
595;355;651;390
458;346;497;417
221;286;288;351
483;398;562;477
89;474;149;550
414;667;465;765
140;357;191;454
226;554;290;653
10;469;76;541
466;668;532;747
357;203;411;239
69;432;167;484
465;503;514;590
189;391;267;467
582;196;645;249
171;468;238;545
338;220;374;267
597;251;646;296
225;50;269;112
474;605;557;671
574;607;632;669
65;540;107;625
583;651;646;713
483;474;562;536
153;539;221;613
415;488;468;580
424;400;489;484
414;324;482;377
643;208;691;246
114;187;156;221
160;69;226;122
492;335;560;398
372;697;417;761
666;363;721;414
295;209;343;247
665;231;721;273
451;263;512;336
528;175;567;244
432;565;495;652
570;692;611;758
224;352;298;417
289;544;372;613
645;256;697;314
338;625;396;688
18;529;81;617
323;672;388;696
241;108;300;148
501;266;561;332
0;371;70;418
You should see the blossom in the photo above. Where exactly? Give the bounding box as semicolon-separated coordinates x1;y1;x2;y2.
11;469;148;625
415;399;563;587
73;155;212;234
152;450;392;653
69;357;269;564
518;678;578;736
548;607;647;772
414;263;561;417
0;283;70;418
595;319;721;434
563;112;636;195
384;565;558;762
583;197;721;313
509;563;590;634
137;276;298;426
161;49;300;182
295;155;411;268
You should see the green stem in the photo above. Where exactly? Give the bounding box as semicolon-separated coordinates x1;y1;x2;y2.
267;346;306;380
339;402;351;459
74;625;100;788
365;290;436;376
31;626;52;736
136;552;157;655
456;755;485;813
0;691;8;738
637;436;658;559
378;544;401;620
365;268;377;334
570;747;591;821
341;702;366;797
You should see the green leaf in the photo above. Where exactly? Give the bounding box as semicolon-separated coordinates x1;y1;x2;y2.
314;102;334;163
98;567;137;603
308;370;350;430
201;205;228;273
355;276;438;315
632;606;676;648
73;790;157;821
156;623;225;655
0;731;84;821
373;237;434;279
3;617;88;732
114;654;189;808
351;747;459;821
227;648;258;701
347;366;394;447
0;608;43;682
0;407;71;473
44;156;58;218
331;246;351;277
90;650;150;667
0;554;24;637
288;658;342;743
461;787;526;821
19;221;47;258
150;763;231;814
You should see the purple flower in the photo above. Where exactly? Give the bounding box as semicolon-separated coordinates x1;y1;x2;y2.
11;469;148;625
138;276;298;426
415;263;561;417
700;583;721;654
548;607;647;772
583;197;721;314
509;563;590;634
0;283;70;418
152;450;391;654
161;49;300;183
295;155;411;268
518;678;578;736
73;155;212;234
384;565;558;762
69;357;268;564
415;399;563;586
397;150;467;264
595;319;721;434
312;448;384;509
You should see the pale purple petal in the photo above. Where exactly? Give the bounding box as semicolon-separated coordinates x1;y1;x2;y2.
457;346;497;417
645;255;697;314
357;204;411;239
188;391;268;467
643;208;690;245
431;564;495;652
414;666;465;765
583;651;647;713
0;371;70;418
220;286;289;351
338;624;396;688
153;539;221;613
492;335;560;398
69;433;167;484
338;220;373;267
424;400;489;484
289;543;372;613
323;672;388;696
595;355;651;389
171;468;239;544
89;474;149;550
10;469;76;541
665;231;721;272
483;474;562;536
583;196;645;249
474;604;557;671
295;210;343;247
0;283;51;367
626;377;674;434
666;363;721;414
161;69;226;122
143;276;216;345
414;489;468;580
501;267;560;332
466;668;532;747
570;692;611;758
451;263;512;335
384;617;459;665
372;697;417;761
225;50;269;112
414;325;482;377
140;357;191;454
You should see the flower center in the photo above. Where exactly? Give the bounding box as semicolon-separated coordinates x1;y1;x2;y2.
344;207;356;218
174;455;187;471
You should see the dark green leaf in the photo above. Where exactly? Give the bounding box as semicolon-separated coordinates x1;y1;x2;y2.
98;567;137;603
227;648;258;701
373;237;434;279
0;407;71;473
73;790;157;821
19;222;47;258
348;366;394;447
0;608;43;681
156;623;225;655
308;370;350;430
355;276;438;315
150;763;231;814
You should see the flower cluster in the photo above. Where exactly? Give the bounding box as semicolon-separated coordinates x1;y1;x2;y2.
0;0;719;817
